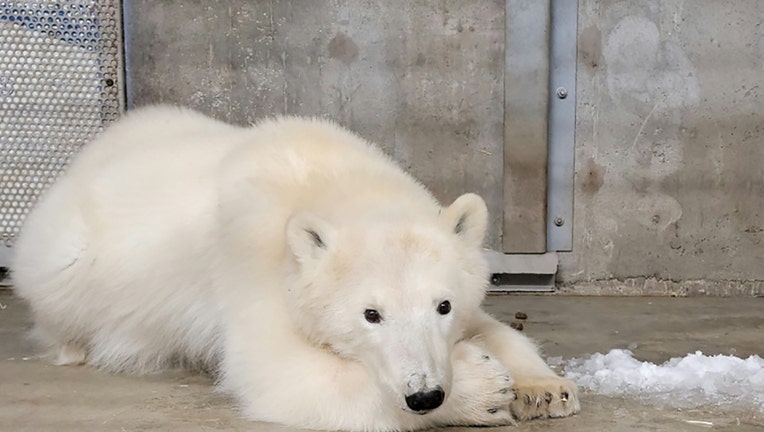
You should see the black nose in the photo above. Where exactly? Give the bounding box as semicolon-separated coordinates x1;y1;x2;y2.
405;387;445;412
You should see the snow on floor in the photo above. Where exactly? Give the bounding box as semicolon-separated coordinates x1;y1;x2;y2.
549;350;764;412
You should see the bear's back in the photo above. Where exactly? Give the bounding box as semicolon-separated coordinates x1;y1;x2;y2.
227;117;440;222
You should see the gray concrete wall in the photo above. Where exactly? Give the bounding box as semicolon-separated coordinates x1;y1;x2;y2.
560;1;764;290
122;0;764;292
123;0;505;249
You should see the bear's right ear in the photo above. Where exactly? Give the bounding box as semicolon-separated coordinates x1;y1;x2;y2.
286;212;336;264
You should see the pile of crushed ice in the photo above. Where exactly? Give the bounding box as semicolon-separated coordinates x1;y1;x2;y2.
549;349;764;411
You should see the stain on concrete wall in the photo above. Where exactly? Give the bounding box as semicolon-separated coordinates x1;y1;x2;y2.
560;0;764;283
124;0;505;249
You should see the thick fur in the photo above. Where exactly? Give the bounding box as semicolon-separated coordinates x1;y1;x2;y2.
12;106;579;431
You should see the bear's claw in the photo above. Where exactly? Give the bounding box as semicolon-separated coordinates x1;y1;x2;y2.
509;376;580;420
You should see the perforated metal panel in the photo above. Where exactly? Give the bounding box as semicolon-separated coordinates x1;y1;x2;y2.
0;0;123;248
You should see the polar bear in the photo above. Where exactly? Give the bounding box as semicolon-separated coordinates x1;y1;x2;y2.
11;105;579;431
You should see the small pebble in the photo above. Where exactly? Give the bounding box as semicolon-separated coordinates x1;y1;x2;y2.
510;322;524;331
514;311;528;320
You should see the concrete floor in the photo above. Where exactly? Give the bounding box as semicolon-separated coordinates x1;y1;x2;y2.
1;290;763;431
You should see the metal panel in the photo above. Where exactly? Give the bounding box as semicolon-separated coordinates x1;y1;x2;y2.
485;251;557;292
503;0;550;253
0;245;10;276
546;0;577;251
0;0;124;264
122;0;505;249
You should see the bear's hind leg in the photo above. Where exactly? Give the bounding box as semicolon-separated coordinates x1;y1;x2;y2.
29;318;87;366
53;343;87;366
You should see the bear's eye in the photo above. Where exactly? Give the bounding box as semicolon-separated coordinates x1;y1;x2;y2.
364;309;382;324
437;300;451;315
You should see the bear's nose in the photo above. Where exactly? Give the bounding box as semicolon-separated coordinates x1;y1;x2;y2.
405;387;445;413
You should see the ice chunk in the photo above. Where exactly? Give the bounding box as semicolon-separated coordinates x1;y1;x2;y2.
546;356;564;368
562;349;764;411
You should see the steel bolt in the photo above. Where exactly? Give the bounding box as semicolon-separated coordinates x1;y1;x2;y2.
554;217;565;227
556;87;568;99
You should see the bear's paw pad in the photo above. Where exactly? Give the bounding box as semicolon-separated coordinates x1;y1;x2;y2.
509;376;580;420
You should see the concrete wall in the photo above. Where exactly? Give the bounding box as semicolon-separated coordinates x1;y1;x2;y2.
560;1;764;294
123;0;505;249
122;0;764;293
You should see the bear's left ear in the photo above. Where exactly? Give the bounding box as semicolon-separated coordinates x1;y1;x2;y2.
440;193;488;249
286;212;337;265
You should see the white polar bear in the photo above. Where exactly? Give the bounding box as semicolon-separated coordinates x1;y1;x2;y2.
11;106;579;431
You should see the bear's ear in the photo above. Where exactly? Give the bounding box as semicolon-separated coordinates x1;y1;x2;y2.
286;212;336;264
441;193;488;249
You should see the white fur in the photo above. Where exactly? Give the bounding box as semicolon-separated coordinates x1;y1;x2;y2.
12;105;579;431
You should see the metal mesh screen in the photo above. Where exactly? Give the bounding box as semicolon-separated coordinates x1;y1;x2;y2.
0;0;123;247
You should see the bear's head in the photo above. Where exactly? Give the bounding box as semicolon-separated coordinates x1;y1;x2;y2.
285;193;489;415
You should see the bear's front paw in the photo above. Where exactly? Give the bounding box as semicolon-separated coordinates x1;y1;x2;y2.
510;376;580;420
434;340;516;427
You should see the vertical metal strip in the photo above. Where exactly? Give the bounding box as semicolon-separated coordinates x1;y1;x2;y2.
546;0;578;252
116;0;127;113
502;0;550;253
122;0;136;110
